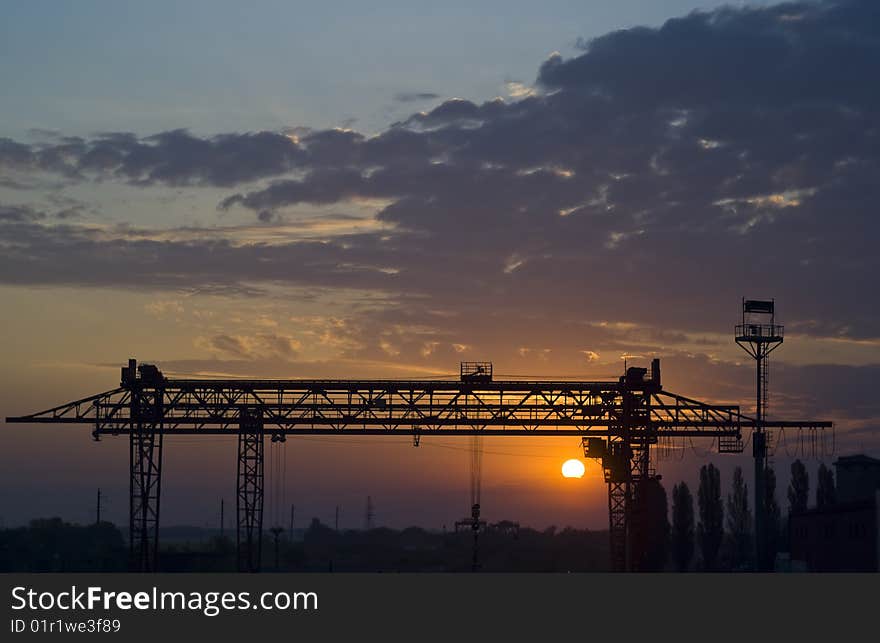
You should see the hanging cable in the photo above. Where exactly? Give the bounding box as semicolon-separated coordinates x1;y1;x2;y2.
688;436;714;458
282;439;288;531
470;433;483;510
468;430;484;572
781;427;797;458
271;439;275;528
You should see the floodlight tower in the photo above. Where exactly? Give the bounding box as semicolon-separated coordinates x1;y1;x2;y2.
735;298;783;571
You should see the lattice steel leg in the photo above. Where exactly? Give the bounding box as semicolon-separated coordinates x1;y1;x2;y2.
608;482;627;572
237;408;264;572
129;400;163;572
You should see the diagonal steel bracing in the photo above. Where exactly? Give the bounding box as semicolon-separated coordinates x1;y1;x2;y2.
237;407;264;573
129;384;163;572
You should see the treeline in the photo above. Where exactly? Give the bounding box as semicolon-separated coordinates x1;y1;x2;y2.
663;459;836;571
164;519;611;572
0;518;609;573
0;518;126;572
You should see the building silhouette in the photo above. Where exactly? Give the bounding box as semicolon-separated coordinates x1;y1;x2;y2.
790;454;880;571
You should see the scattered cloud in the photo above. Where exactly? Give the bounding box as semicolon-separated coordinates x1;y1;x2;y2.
144;299;185;318
394;92;440;103
0;204;45;222
196;333;301;360
505;81;536;98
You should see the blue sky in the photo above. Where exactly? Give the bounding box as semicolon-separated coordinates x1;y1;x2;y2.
2;0;768;137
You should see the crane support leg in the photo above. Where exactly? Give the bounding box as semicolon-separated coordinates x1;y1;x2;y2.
606;386;652;572
129;389;163;572
237;408;264;572
608;481;628;571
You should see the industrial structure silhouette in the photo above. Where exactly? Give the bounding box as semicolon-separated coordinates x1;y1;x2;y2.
6;300;832;572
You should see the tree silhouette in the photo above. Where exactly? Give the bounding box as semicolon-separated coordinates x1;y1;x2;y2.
0;518;126;572
763;465;781;569
697;463;723;571
726;466;753;570
671;481;695;572
787;459;809;515
816;463;836;509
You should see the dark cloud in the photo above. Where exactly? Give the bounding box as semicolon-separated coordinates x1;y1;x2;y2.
201;333;300;360
0;138;35;168
539;1;880;108
0;219;399;294
0;204;46;222
1;129;306;186
394;92;440;103
0;199;90;222
257;209;276;223
213;0;879;341
207;334;251;358
52;206;84;220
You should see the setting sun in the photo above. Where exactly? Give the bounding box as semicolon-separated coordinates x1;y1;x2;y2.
561;459;586;479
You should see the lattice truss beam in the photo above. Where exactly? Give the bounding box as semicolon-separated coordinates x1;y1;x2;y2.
6;380;829;437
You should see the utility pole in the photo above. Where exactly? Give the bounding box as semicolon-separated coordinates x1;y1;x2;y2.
364;496;374;530
335;505;339;532
96;488;102;525
220;498;224;538
269;526;284;571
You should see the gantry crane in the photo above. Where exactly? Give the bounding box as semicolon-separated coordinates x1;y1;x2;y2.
5;357;831;572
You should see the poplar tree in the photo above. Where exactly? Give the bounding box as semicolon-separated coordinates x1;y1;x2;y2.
726;466;753;570
764;465;781;568
671;482;695;571
697;463;723;571
816;463;836;508
788;460;809;515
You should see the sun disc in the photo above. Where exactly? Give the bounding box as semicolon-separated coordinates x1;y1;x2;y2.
562;458;586;478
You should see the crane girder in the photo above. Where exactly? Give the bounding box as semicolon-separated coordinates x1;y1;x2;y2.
4;380;830;436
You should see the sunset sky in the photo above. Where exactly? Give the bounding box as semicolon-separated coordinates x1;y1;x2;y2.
1;0;877;531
